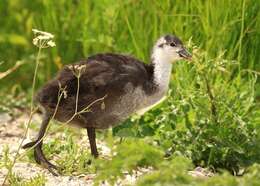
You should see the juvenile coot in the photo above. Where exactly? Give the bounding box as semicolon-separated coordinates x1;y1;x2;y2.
23;34;191;175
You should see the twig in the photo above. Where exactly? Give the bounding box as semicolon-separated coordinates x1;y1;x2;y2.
0;61;24;79
202;74;218;124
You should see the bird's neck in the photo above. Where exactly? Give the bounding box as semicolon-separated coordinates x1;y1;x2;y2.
151;49;172;92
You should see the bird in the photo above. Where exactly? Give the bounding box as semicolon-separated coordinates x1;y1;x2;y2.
22;34;192;175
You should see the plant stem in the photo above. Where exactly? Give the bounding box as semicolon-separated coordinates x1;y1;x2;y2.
203;74;218;124
1;108;37;186
238;0;246;77
31;47;42;112
75;76;80;113
2;46;42;186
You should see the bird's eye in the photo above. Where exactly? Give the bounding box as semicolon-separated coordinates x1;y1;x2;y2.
170;42;176;47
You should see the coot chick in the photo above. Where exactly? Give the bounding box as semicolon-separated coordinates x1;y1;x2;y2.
23;34;191;175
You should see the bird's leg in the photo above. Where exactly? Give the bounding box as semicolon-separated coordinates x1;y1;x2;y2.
23;112;59;176
87;127;98;157
34;141;59;176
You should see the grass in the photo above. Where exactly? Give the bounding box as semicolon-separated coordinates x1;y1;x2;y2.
0;146;46;186
0;0;260;185
0;0;259;88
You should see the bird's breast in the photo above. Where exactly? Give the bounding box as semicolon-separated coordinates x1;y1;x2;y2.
94;83;166;129
110;85;164;117
136;95;166;115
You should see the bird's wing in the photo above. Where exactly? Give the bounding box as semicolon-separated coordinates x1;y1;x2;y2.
36;53;152;111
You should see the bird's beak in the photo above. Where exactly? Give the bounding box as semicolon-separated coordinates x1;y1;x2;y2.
178;47;192;61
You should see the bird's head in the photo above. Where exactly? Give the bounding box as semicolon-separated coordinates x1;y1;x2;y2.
153;34;192;64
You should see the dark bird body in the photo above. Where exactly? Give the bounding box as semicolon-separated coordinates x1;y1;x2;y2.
22;35;191;175
37;53;156;129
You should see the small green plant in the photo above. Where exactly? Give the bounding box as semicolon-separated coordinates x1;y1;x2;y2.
137;162;260;186
20;174;46;186
43;131;95;175
0;146;46;186
94;139;164;185
8;174;46;186
137;156;194;186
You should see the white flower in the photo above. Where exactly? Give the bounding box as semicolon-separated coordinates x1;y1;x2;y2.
37;35;51;40
33;38;39;46
47;40;56;47
32;29;54;39
68;64;87;77
32;28;55;48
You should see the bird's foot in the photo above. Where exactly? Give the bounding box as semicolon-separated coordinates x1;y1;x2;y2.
34;147;60;176
39;158;60;176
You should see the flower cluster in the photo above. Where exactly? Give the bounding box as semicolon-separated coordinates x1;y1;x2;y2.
32;29;56;48
68;64;87;78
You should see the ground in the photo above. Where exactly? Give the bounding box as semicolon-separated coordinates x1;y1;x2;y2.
0;111;213;186
0;112;155;185
0;112;93;185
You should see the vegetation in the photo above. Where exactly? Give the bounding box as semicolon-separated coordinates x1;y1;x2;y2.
0;0;259;185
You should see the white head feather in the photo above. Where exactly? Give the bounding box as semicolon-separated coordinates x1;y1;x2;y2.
151;35;191;90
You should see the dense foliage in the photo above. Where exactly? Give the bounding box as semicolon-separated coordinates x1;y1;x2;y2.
114;48;260;174
0;0;259;88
